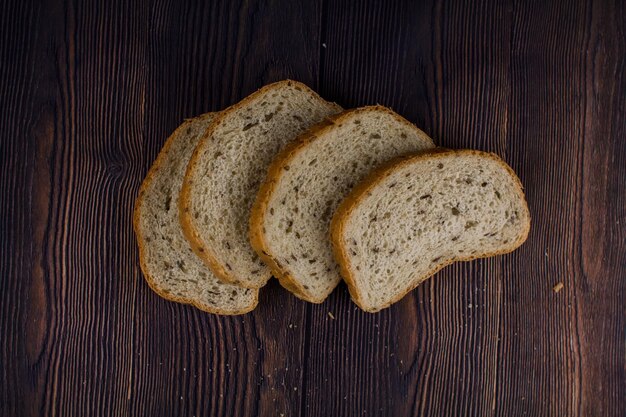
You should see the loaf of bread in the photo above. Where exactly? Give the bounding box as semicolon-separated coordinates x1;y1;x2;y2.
331;150;531;312
180;80;342;288
250;106;435;303
134;113;258;314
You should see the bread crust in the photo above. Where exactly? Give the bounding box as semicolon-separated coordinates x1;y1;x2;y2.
134;113;258;315
180;80;342;289
249;119;335;303
249;106;434;303
330;149;531;313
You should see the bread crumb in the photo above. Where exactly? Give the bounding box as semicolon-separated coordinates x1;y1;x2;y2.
328;312;335;319
553;282;564;293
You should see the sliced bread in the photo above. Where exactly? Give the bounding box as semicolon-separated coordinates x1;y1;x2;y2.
331;149;531;312
250;106;435;303
180;80;342;288
134;113;258;314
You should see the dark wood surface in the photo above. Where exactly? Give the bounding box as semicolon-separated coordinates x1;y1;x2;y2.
1;0;624;416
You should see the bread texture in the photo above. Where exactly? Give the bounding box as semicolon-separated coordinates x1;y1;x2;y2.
331;149;531;312
134;113;258;315
180;80;342;288
250;106;435;303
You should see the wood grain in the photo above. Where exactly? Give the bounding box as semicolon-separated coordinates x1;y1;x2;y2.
133;1;324;416
1;0;624;416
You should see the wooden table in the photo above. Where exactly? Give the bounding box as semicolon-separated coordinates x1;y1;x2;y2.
2;1;624;416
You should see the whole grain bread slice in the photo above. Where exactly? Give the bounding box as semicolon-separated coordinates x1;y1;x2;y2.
180;80;342;288
250;106;435;303
331;149;531;312
134;113;258;314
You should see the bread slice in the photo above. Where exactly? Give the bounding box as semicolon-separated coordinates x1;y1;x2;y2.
134;113;258;315
180;80;342;288
250;106;435;303
331;149;531;312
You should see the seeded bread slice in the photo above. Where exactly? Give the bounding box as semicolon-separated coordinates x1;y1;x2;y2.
331;149;531;312
134;113;258;315
180;80;342;288
250;106;435;303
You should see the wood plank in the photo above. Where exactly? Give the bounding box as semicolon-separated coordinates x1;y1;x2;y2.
0;1;54;415
131;1;324;416
1;0;147;415
494;1;588;414
314;1;514;415
495;1;624;415
577;0;625;415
